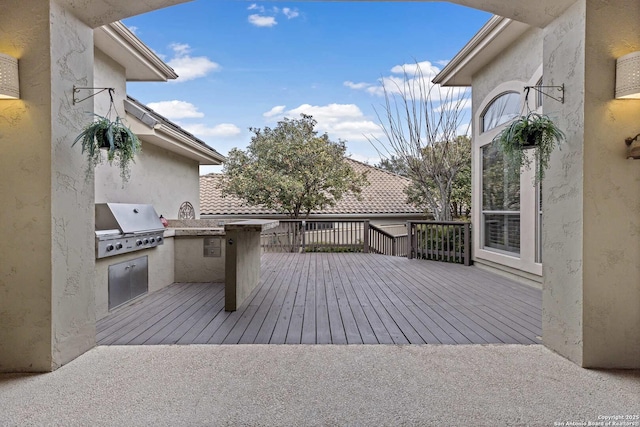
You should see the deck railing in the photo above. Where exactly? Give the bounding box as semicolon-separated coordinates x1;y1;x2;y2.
407;221;471;265
368;224;408;257
261;219;367;253
261;219;410;256
260;219;469;262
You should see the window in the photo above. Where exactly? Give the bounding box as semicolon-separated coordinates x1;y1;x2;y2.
535;77;543;109
482;141;520;254
481;92;521;133
535;180;542;263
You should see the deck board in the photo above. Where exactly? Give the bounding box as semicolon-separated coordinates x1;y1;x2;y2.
97;253;542;346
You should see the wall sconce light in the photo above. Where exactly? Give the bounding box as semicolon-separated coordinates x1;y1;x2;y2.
0;53;19;99
616;51;640;99
625;134;640;159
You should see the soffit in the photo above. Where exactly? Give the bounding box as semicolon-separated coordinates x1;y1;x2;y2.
94;22;177;82
432;16;530;87
314;0;576;28
61;0;192;28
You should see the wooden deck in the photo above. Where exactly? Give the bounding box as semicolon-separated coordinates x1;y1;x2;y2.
97;253;542;345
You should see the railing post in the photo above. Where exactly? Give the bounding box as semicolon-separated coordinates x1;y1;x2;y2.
363;220;369;253
301;220;306;253
406;221;413;259
392;237;397;257
463;222;471;266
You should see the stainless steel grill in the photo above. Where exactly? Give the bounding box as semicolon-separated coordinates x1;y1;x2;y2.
95;203;165;259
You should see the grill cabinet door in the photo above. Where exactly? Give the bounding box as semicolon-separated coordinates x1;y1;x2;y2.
108;256;149;310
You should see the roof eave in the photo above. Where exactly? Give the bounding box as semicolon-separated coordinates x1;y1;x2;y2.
94;21;178;82
433;16;530;87
125;99;225;165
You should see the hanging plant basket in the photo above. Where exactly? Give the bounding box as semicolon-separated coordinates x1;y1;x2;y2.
72;114;141;183
493;112;565;183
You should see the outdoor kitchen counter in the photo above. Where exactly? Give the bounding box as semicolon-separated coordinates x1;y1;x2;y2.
170;228;224;237
169;225;226;284
224;220;279;311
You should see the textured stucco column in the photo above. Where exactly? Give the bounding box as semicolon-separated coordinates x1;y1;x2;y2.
224;220;278;311
0;0;96;372
543;0;640;368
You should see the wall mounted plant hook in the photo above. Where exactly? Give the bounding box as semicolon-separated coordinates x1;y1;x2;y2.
73;86;115;105
524;83;565;104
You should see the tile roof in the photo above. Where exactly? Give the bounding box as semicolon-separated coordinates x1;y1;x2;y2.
200;158;424;217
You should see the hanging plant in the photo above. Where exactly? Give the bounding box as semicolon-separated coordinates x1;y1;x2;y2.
493;112;565;183
73;114;141;183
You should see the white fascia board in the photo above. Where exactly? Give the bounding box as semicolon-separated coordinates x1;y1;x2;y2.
126;113;225;165
433;16;530;87
153;124;226;165
95;22;178;82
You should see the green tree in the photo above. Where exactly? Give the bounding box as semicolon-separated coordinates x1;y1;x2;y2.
376;155;408;176
377;137;471;218
221;114;368;219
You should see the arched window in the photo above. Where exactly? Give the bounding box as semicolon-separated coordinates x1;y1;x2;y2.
481;92;520;132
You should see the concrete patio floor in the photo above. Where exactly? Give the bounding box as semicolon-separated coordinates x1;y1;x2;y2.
1;345;638;426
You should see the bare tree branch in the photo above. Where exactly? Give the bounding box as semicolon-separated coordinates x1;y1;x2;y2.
370;62;471;221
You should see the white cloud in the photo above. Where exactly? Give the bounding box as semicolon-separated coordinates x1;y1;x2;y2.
247;3;264;12
348;153;381;166
248;14;277;27
183;123;242;138
282;7;300;19
346;59;468;103
263;103;383;142
436;59;450;67
169;43;191;57
344;81;371;90
147;100;205;120
456;122;472;137
390;60;440;78
263;105;286;118
127;25;139;35
166;43;220;82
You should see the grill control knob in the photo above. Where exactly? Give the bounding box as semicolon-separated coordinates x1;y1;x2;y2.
115;243;123;250
136;239;143;246
150;237;156;243
157;237;163;243
143;238;149;245
106;244;114;252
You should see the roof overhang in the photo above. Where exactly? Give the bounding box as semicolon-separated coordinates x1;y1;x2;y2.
94;22;178;82
295;0;576;28
125;98;225;165
433;16;531;87
61;0;192;28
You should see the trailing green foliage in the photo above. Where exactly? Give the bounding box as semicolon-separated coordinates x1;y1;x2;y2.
221;114;368;218
493;112;565;183
72;114;141;183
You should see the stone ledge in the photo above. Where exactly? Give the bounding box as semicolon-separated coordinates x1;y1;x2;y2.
224;219;279;232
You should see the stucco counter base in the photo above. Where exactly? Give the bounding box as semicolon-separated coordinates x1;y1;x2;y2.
224;220;279;311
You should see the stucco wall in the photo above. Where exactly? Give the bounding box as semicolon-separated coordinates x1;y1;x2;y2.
95;142;200;219
174;236;226;283
472;28;543;105
543;0;640;368
581;0;640;369
92;47;200;219
0;0;96;372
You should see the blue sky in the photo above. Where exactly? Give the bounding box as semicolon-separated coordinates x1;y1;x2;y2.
124;1;491;174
